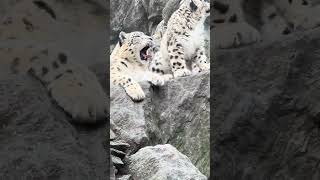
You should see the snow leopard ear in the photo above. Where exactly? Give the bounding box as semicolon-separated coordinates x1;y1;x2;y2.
190;0;198;11
119;31;127;47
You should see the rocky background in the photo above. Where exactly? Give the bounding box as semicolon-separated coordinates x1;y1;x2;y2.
0;73;108;180
212;28;320;179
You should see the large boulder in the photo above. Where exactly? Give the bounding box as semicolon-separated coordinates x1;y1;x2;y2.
127;144;207;180
212;27;320;179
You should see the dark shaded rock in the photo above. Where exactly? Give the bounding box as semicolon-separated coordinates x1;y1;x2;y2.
212;28;320;180
0;75;108;180
110;141;130;153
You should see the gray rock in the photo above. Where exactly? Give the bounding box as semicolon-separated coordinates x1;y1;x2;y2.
128;144;207;180
110;83;150;153
110;0;171;44
162;0;181;25
145;72;210;176
110;72;210;176
110;137;130;176
117;174;132;180
111;148;126;159
212;27;320;179
110;0;149;44
110;140;130;152
110;129;116;140
112;155;124;166
0;75;108;180
110;162;116;180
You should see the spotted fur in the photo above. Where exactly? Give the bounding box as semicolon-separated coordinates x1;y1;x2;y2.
151;0;210;78
110;31;172;102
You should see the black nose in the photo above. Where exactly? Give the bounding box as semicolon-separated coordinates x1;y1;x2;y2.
206;10;210;13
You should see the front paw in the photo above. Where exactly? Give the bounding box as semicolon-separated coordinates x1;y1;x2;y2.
173;69;191;78
200;63;210;71
47;70;108;124
191;62;202;74
124;83;145;101
162;74;173;81
150;74;165;86
197;57;210;71
213;22;261;49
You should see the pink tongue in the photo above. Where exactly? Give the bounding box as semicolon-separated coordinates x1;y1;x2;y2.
143;54;152;60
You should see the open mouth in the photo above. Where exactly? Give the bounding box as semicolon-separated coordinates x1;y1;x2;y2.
140;45;152;61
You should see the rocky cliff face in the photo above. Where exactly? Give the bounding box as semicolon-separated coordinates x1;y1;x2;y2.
111;72;210;178
212;28;320;179
110;0;164;44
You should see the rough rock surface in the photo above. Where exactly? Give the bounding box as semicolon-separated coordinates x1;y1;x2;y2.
144;72;210;176
110;72;210;177
110;0;167;44
128;144;207;180
110;83;150;153
212;28;320;179
0;74;108;180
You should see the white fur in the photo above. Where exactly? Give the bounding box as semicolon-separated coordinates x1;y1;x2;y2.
183;16;206;60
